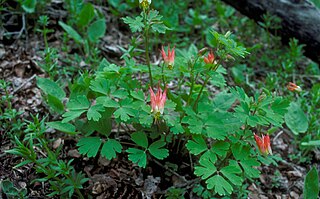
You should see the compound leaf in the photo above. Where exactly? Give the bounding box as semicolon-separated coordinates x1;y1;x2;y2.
148;140;169;160
131;132;148;148
101;139;122;160
77;137;102;158
186;135;208;155
127;148;147;168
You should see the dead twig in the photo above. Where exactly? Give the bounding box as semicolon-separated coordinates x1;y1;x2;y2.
3;13;26;39
11;74;36;95
152;159;187;183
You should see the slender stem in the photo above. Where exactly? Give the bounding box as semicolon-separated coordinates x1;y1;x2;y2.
161;63;166;86
192;74;211;111
43;27;48;51
192;61;221;111
186;57;199;105
143;11;153;87
180;58;199;122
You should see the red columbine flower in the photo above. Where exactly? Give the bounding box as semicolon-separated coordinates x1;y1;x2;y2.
160;45;175;69
149;85;167;115
204;50;215;64
254;134;272;155
287;82;302;92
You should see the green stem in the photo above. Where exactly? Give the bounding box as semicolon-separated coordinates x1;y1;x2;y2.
192;61;221;111
63;173;85;199
180;58;199;122
161;63;166;86
43;27;48;51
143;11;153;87
186;57;199;105
192;74;211;111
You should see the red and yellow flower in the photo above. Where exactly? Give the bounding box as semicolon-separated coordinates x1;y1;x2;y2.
149;85;167;116
204;50;215;64
287;82;302;92
254;134;272;155
160;45;175;69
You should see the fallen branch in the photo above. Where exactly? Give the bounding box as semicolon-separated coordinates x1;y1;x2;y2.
221;0;320;64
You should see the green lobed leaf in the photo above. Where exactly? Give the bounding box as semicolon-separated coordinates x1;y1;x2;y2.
101;139;122;160
220;161;243;186
131;132;148;148
212;91;236;111
114;107;131;121
186;117;204;134
122;16;144;33
96;96;119;108
62;110;87;123
211;141;230;158
62;95;90;122
206;175;233;196
151;23;169;34
86;109;112;136
186;135;208;155
87;104;105;121
90;78;110;95
194;156;217;180
170;123;184;134
240;158;261;178
126;148;147;168
148;140;169;160
130;90;145;101
285;102;308;135
206;112;242;139
304;167;319;199
231;143;250;160
77;137;102;158
271;97;290;115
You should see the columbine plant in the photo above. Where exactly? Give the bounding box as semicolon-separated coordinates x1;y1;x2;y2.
32;2;291;198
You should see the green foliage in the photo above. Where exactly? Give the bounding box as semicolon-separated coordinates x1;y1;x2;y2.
6;114;88;198
37;77;66;113
58;1;106;57
46;121;77;134
5;0;316;198
285;102;308;135
77;137;102;157
127;132;169;168
122;15;144;33
304;167;319;199
59;21;83;44
122;9;169;34
0;179;28;198
20;0;37;13
165;187;185;199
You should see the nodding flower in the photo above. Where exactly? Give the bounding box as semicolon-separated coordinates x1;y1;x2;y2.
254;134;272;155
160;45;175;69
149;84;167;116
139;0;151;9
287;82;302;92
204;50;215;64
